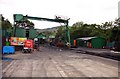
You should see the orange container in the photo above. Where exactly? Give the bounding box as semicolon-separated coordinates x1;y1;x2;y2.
74;40;77;47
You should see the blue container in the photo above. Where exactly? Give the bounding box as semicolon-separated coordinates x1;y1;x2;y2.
3;46;15;54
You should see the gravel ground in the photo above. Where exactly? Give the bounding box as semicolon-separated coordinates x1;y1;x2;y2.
2;46;119;78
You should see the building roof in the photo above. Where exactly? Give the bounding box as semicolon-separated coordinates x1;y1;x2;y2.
77;37;97;41
37;33;46;39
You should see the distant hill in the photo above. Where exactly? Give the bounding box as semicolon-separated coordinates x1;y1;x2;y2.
36;26;61;33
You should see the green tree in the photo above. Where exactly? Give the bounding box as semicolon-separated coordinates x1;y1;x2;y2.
25;20;34;29
70;22;97;39
1;15;13;36
111;18;120;41
2;19;12;30
55;26;65;41
94;21;113;39
70;21;113;40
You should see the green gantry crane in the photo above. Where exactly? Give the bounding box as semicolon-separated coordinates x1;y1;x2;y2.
13;14;71;46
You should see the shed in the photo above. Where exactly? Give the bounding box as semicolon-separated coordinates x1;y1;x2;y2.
91;37;106;48
36;33;46;44
29;29;37;38
76;37;106;48
76;37;96;47
37;33;46;39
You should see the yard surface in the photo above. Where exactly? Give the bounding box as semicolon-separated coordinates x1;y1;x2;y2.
2;46;118;77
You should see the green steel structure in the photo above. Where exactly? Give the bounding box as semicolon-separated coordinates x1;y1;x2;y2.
13;14;70;45
15;28;26;37
29;29;37;38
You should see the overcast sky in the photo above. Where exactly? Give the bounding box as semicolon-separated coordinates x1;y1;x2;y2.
0;0;119;29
